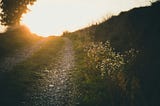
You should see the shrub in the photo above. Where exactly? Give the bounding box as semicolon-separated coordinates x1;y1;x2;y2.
85;41;140;104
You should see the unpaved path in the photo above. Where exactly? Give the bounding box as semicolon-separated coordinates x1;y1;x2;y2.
0;39;46;72
24;37;76;106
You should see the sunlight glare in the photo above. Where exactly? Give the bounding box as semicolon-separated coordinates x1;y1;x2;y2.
21;0;151;36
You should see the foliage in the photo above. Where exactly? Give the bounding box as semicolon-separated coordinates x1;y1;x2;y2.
85;41;125;78
85;41;140;105
67;31;141;106
0;0;37;25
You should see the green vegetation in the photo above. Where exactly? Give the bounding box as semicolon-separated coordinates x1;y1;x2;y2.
66;32;140;106
0;37;64;105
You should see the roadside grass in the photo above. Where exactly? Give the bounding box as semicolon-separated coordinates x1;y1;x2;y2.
69;34;110;106
0;36;64;105
66;32;139;106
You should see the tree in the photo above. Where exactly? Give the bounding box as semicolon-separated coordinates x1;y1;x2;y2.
0;0;37;26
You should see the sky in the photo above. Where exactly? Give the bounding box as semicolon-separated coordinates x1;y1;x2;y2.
0;0;155;36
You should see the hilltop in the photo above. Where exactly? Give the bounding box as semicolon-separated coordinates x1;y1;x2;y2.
91;1;160;51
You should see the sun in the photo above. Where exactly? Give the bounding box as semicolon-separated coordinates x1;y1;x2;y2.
20;0;151;37
20;0;103;37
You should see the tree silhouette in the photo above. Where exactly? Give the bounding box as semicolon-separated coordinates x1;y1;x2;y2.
0;0;37;26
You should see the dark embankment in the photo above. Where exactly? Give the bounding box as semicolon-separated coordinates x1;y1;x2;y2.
94;2;160;51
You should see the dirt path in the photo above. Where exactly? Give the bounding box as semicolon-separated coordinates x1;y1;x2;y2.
0;39;46;72
24;38;76;106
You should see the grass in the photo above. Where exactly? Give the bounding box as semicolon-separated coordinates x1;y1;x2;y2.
69;34;111;106
0;36;64;105
66;33;109;106
65;31;141;106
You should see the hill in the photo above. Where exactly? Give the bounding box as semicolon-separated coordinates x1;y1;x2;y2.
93;1;160;52
68;1;160;106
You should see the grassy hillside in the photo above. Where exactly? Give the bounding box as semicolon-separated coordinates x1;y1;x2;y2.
65;1;160;106
93;2;160;50
0;25;41;58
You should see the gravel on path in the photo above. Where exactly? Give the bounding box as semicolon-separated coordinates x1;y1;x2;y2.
23;37;76;106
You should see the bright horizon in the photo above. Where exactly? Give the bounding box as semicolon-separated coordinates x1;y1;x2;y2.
1;0;154;36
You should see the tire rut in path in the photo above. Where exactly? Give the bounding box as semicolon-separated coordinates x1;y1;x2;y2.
25;37;76;106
